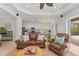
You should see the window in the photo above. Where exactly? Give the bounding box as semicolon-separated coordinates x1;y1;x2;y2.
70;23;79;35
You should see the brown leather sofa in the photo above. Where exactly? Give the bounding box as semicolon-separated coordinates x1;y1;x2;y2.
15;31;45;49
48;33;69;56
0;41;1;46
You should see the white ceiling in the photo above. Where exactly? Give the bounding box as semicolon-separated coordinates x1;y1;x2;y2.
0;3;79;22
13;3;69;15
0;8;15;18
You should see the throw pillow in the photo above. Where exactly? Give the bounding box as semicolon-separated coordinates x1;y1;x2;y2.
20;35;29;42
23;35;29;41
38;34;44;40
20;36;24;42
55;35;65;44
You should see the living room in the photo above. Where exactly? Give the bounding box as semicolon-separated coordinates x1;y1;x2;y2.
0;3;79;56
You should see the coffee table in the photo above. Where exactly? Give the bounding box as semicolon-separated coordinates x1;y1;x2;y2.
16;46;44;56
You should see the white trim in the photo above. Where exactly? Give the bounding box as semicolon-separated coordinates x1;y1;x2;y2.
66;15;79;36
0;4;16;17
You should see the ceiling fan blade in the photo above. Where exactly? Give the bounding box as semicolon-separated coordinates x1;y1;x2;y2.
46;3;53;7
40;3;44;9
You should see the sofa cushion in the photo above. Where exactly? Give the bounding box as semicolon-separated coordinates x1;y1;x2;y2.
26;40;44;44
55;35;65;44
36;40;44;44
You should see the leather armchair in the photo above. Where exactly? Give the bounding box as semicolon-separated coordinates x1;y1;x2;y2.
15;31;45;49
48;33;69;56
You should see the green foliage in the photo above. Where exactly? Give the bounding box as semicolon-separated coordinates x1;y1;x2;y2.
71;23;79;33
0;27;7;33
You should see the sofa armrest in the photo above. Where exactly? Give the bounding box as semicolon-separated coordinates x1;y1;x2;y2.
15;39;20;43
15;39;26;45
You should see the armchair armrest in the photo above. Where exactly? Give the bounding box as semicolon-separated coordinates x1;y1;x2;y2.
48;39;55;42
43;38;46;42
58;43;67;50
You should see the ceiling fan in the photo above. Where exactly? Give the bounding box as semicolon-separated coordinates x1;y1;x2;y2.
40;3;53;9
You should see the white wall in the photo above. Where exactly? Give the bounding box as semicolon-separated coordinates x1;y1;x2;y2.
57;7;79;33
0;18;16;40
16;16;22;39
57;18;67;33
22;22;51;32
22;18;58;38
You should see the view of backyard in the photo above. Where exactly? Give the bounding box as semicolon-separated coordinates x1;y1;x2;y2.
71;23;79;35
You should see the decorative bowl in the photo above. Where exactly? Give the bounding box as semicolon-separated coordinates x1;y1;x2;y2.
25;48;36;55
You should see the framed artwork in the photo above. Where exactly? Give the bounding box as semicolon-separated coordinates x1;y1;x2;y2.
5;23;11;30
